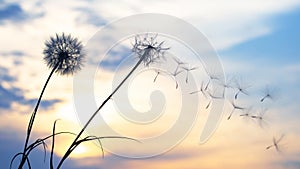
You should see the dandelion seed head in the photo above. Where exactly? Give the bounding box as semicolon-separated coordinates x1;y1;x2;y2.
43;33;85;75
132;33;170;66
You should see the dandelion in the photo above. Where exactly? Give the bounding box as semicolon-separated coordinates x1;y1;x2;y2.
132;33;170;66
15;33;85;169
56;33;169;168
43;33;85;75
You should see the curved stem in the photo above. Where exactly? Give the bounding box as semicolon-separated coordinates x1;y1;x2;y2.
18;63;59;169
56;50;149;169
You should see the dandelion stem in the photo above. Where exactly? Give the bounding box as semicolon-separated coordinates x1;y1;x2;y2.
18;62;59;169
56;48;150;169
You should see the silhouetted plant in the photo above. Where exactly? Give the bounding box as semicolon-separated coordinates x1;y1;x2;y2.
56;33;169;168
11;31;287;169
13;33;85;169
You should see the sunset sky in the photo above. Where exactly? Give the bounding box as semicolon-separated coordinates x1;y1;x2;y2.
1;0;300;169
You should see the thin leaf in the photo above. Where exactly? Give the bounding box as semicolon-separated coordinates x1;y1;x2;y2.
50;120;60;169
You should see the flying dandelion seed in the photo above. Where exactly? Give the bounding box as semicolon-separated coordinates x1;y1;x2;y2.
239;107;255;123
206;100;211;109
189;81;208;98
216;75;235;89
172;56;187;73
227;100;245;120
205;67;221;81
167;69;183;89
266;134;285;153
204;88;224;109
251;107;269;128
152;68;168;83
233;77;251;100
153;69;161;82
240;108;251;117
204;79;211;91
260;85;278;102
43;33;85;75
207;89;224;99
182;65;198;83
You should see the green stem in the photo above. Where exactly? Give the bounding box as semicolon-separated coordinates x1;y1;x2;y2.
56;49;149;169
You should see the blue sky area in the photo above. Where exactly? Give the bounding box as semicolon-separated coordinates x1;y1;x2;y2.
221;8;300;64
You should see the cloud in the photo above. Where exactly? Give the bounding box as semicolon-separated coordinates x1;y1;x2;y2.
0;3;26;23
0;65;62;112
74;7;107;26
0;83;62;111
0;50;25;57
74;0;300;50
0;2;44;25
97;45;132;70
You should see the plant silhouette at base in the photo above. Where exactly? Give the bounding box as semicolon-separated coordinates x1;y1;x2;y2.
13;33;85;169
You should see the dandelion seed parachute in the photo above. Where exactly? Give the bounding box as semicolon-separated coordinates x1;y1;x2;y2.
43;33;85;75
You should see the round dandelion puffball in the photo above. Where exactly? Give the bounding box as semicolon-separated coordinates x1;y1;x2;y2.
43;33;85;75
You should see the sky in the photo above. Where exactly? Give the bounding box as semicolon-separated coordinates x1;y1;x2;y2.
1;0;300;169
